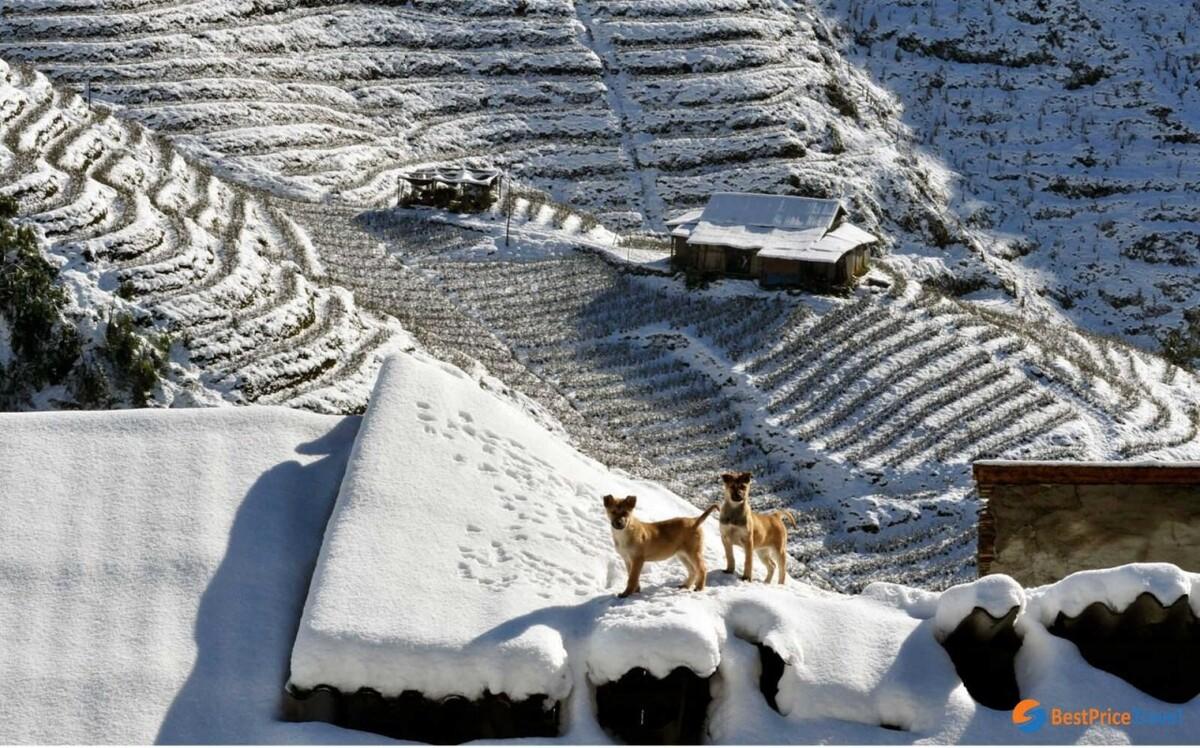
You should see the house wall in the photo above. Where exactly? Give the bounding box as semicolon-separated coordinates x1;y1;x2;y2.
678;240;870;288
979;483;1200;586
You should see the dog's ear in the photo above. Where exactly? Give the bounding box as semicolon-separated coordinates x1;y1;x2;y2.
720;472;734;483
603;494;615;508
623;495;637;509
739;471;753;482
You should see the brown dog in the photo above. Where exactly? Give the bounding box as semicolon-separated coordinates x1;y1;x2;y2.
717;472;797;584
603;495;718;597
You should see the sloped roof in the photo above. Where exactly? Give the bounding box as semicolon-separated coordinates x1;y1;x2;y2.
699;192;842;232
664;207;703;227
680;192;876;264
759;221;879;262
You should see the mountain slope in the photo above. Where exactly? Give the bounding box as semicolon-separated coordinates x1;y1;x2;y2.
816;0;1200;359
0;60;405;411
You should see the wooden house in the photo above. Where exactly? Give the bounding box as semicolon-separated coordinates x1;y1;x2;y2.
398;166;502;212
666;193;876;289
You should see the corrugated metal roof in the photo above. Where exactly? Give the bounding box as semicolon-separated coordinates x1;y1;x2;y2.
698;192;842;231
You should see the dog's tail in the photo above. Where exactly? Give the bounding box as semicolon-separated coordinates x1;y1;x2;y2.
692;504;719;529
776;509;800;529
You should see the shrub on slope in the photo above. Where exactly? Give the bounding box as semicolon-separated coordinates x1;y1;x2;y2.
0;195;169;409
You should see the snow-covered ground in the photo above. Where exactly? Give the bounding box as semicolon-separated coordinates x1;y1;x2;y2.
816;0;1200;356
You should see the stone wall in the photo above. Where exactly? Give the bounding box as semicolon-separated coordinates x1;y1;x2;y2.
974;461;1200;586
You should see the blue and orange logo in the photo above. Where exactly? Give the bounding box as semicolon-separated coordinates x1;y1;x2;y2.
1012;699;1047;733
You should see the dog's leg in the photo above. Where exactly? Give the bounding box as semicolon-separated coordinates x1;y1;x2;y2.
619;557;644;598
721;533;735;574
761;551;776;583
677;553;697;589
693;548;707;591
775;544;788;584
742;536;754;582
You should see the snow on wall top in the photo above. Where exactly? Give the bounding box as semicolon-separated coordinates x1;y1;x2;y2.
0;406;372;744
289;351;713;702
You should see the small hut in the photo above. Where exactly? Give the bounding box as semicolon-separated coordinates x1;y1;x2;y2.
398;166;502;212
666;193;876;289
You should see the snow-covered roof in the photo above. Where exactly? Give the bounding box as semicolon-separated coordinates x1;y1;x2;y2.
401;166;501;186
664;207;703;227
289;352;720;702
680;192;876;264
0;406;366;743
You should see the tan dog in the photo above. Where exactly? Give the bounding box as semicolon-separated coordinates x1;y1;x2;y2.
603;495;718;598
717;472;797;584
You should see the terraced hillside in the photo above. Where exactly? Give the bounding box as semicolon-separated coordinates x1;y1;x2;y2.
4;1;1200;590
818;0;1200;359
0;61;403;411
283;203;1200;590
0;0;968;256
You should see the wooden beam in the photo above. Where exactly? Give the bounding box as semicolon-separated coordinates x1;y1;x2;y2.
973;460;1200;486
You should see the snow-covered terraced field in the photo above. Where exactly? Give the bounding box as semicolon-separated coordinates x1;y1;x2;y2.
0;0;967;251
0;60;405;411
278;205;1200;591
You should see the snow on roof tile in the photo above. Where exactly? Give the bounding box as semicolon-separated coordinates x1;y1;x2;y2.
699;192;842;231
401;166;501;185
